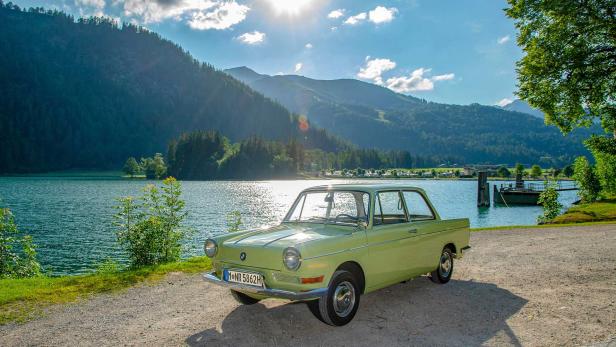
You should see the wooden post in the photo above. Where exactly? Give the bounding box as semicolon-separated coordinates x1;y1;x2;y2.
477;171;490;207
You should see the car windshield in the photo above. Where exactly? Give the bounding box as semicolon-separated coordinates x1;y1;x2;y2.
284;190;370;226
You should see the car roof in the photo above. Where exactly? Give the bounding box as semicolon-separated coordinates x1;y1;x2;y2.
302;183;426;194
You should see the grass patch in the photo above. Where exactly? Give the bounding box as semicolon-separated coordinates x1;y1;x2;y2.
549;198;616;224
0;256;211;325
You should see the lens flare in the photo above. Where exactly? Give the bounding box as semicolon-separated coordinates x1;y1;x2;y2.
298;115;309;132
266;0;314;15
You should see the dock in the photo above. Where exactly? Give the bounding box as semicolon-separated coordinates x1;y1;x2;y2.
493;176;578;205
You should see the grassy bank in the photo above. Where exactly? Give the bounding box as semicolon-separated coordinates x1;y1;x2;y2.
0;256;211;325
548;197;616;224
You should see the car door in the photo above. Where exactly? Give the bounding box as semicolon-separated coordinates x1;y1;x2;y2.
401;190;440;274
365;190;418;289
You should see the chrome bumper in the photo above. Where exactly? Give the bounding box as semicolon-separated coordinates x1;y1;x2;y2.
202;272;327;301
456;245;471;259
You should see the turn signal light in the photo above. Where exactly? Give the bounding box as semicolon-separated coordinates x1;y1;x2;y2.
300;275;324;284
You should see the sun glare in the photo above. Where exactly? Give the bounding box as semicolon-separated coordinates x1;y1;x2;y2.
266;0;314;15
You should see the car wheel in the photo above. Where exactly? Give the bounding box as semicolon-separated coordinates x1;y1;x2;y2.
430;247;454;284
307;270;360;326
230;290;261;305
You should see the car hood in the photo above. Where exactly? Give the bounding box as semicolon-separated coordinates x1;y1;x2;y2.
217;223;359;271
223;223;352;249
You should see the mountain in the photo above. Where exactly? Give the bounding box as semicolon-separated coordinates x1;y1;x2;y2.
225;67;593;166
501;99;544;119
224;66;269;85
0;5;341;174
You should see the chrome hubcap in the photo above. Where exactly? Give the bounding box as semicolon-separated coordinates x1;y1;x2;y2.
332;281;355;317
439;252;452;278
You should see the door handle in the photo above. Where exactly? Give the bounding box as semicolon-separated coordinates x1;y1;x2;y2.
408;229;418;233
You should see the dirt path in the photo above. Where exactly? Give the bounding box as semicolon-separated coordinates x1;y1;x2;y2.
1;224;615;346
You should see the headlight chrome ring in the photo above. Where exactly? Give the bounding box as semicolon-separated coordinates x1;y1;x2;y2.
204;239;218;258
283;247;302;271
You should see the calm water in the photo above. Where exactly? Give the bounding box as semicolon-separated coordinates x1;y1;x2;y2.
0;177;579;275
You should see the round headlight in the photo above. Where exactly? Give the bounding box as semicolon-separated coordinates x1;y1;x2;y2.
283;247;301;271
204;239;218;258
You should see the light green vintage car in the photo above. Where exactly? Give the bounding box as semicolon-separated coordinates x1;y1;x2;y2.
203;184;470;326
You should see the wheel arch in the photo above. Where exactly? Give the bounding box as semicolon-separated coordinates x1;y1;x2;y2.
444;242;457;255
335;261;366;294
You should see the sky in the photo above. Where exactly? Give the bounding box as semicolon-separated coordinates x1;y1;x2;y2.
12;0;523;106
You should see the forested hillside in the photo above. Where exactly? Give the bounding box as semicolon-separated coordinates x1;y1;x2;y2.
225;67;595;166
166;131;450;180
0;4;341;173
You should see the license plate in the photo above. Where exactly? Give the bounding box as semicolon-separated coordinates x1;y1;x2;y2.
225;270;264;287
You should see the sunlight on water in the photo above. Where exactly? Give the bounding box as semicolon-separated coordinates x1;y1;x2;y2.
0;177;579;275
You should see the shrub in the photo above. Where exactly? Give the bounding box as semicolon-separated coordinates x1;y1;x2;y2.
537;181;563;224
113;177;191;267
592;150;616;195
530;165;542;178
515;163;525;177
0;206;41;278
226;211;243;233
497;166;511;178
562;165;574;177
573;156;601;202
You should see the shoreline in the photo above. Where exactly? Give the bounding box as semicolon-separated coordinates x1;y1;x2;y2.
1;171;575;182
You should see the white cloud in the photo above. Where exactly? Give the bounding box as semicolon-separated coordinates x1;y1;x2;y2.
385;68;455;93
357;57;396;85
344;12;367;25
75;0;106;16
237;31;265;45
76;0;106;8
120;0;248;30
188;1;249;30
496;98;513;107
305;43;313;49
497;35;510;44
327;9;345;19
368;6;397;24
295;63;303;73
432;73;455;81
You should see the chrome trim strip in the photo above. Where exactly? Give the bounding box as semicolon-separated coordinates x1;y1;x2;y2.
263;233;296;247
202;272;327;301
303;244;368;260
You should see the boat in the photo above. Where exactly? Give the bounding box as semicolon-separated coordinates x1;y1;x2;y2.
493;176;577;206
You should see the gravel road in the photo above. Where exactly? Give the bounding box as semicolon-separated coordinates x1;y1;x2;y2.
1;224;616;346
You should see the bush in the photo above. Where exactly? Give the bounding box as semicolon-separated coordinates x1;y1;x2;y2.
530;164;542;178
497;166;511;178
537;181;563;224
593;150;616;195
573;156;601;202
562;165;574;177
226;211;243;233
140;153;167;180
113;177;191;267
0;206;41;278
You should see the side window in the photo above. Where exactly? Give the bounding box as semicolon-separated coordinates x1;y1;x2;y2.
403;191;435;221
374;191;408;225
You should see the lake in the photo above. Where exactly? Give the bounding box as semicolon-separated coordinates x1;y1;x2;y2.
0;177;579;275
